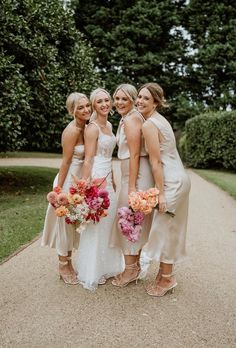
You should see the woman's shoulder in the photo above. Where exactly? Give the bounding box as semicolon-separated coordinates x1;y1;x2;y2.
85;121;100;135
124;110;143;125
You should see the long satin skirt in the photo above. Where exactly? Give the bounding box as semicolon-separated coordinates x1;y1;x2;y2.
110;156;154;255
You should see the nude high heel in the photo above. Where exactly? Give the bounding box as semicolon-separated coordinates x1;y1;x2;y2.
59;260;79;285
112;262;140;287
146;273;177;297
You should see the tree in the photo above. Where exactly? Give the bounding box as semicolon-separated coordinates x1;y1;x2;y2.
0;0;100;152
73;0;188;125
184;0;236;110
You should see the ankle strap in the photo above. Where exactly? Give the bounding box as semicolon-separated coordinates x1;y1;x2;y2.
59;260;68;266
67;256;72;260
125;262;139;270
161;273;174;278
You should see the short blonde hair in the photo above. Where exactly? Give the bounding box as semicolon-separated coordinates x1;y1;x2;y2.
138;83;169;109
113;83;137;104
66;92;88;117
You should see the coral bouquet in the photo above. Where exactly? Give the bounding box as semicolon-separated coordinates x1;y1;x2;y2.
118;187;174;243
46;176;110;233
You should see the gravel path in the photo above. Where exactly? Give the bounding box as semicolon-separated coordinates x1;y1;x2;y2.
0;159;236;347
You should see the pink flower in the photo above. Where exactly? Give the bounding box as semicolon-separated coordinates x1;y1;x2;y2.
134;211;145;225
85;186;99;200
102;196;110;209
47;191;58;204
69;186;77;194
57;193;69;206
98;189;109;199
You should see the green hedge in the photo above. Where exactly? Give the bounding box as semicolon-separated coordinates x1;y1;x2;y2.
179;111;236;169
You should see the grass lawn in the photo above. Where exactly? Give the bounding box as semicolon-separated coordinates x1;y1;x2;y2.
0;151;61;158
194;169;236;199
0;166;58;262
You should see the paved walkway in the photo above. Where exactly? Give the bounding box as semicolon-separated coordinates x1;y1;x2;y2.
0;159;236;347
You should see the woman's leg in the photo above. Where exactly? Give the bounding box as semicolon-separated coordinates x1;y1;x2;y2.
146;262;177;297
58;253;79;285
112;254;140;287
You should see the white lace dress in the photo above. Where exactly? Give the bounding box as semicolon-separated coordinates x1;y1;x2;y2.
75;122;124;290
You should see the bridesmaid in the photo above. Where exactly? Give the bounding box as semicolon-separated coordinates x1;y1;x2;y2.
41;92;91;285
110;83;154;287
137;82;191;297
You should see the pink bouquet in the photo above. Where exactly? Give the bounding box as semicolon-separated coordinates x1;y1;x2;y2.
117;187;174;243
46;176;110;233
117;207;145;243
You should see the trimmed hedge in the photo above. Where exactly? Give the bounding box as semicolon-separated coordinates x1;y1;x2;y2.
179;111;236;169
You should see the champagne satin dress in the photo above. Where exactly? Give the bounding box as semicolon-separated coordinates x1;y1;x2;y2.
110;111;154;255
41;145;84;256
140;114;191;276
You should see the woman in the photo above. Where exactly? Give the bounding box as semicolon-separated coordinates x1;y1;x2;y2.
137;82;191;297
110;83;154;287
75;88;124;291
41;92;91;285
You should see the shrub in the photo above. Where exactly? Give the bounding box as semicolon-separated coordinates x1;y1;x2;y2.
0;0;100;152
184;111;236;169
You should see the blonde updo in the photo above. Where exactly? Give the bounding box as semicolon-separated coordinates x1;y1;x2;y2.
66;92;88;117
89;88;112;121
113;83;137;104
138;83;169;110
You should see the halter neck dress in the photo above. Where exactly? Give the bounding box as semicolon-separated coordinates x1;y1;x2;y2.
41;144;84;256
140;114;191;277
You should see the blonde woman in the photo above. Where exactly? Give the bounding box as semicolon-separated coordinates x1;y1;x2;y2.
110;83;154;287
137;82;191;297
75;88;124;291
41;92;91;285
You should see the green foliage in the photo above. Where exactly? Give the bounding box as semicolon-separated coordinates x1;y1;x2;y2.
183;111;236;169
184;0;236;109
72;0;236;130
73;0;188;125
0;0;100;152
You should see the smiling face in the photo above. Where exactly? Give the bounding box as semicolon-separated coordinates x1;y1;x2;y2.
93;91;112;117
137;87;157;118
114;89;133;116
74;97;91;122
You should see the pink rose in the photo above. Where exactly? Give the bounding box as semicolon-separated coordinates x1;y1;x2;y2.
69;186;77;194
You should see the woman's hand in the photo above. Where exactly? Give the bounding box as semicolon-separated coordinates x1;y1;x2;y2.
158;193;167;214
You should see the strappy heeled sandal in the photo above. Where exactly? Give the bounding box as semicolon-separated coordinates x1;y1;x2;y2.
145;267;162;292
146;273;177;297
112;262;140;288
59;260;79;285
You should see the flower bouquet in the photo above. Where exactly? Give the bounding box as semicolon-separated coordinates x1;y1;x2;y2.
46;176;110;233
129;187;175;217
117;187;174;243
